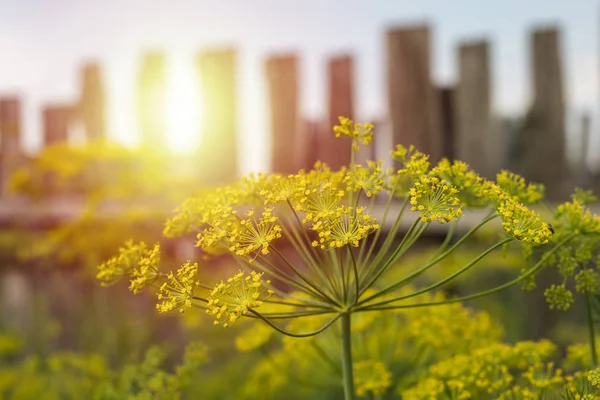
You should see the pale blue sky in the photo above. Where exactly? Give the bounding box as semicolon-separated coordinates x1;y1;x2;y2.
0;0;598;172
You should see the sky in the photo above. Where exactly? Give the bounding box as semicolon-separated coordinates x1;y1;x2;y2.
0;0;599;173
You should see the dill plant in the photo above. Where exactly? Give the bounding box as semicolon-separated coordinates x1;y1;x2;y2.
98;117;583;399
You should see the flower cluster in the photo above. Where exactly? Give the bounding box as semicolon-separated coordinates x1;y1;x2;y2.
311;206;379;249
353;360;392;397
207;270;274;327
96;240;161;292
497;198;552;245
333;116;374;150
156;261;200;313
409;175;462;224
544;284;575;311
229;208;282;260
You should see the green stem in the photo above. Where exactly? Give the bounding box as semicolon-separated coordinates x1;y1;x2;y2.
358;233;575;312
359;213;497;306
340;312;355;400
585;291;598;367
348;245;360;306
365;237;513;308
249;309;339;337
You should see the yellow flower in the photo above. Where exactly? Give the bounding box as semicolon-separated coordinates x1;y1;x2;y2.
229;208;282;260
156;261;199;313
311;206;379;249
409;175;462;224
496;170;545;205
207;270;273;327
353;360;392;397
345;161;385;197
97;240;154;287
497;199;552;245
333;116;374;151
129;243;161;294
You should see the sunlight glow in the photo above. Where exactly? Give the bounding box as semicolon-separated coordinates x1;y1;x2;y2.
165;57;203;154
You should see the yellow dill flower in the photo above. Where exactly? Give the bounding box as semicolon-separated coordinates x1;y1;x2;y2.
235;321;274;352
333;116;374;151
229;208;282;260
156;261;199;313
496;170;545;204
497;199;552;245
409;175;463;224
311;206;379;249
353;360;392;397
431;158;490;208
391;144;430;178
555;200;600;235
129;243;161;294
521;362;564;389
576;269;599;293
588;368;600;389
544;284;574;310
345;161;385;197
259;173;306;205
207;270;273;327
301;180;346;223
97;240;152;286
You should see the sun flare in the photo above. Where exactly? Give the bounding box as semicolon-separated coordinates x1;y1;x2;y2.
165;57;203;155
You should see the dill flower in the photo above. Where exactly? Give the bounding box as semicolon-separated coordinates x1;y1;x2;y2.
345;161;385;197
235;321;274;352
97;240;153;286
588;368;600;389
544;284;574;310
156;261;200;313
575;269;599;293
333;116;374;150
521;362;563;389
555;200;600;235
229;208;283;260
129;243;161;294
495;170;545;205
207;270;274;327
353;360;392;397
300;178;346;222
409;175;462;224
430;158;489;207
497;198;552;245
311;206;379;249
260;173;306;205
391;144;430;181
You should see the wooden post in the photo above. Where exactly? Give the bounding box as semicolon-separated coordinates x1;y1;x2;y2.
515;27;566;200
266;54;299;174
138;52;166;148
437;86;455;161
197;49;237;183
79;62;106;142
387;24;441;164
455;40;496;177
0;98;22;195
43;105;74;146
320;55;353;169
